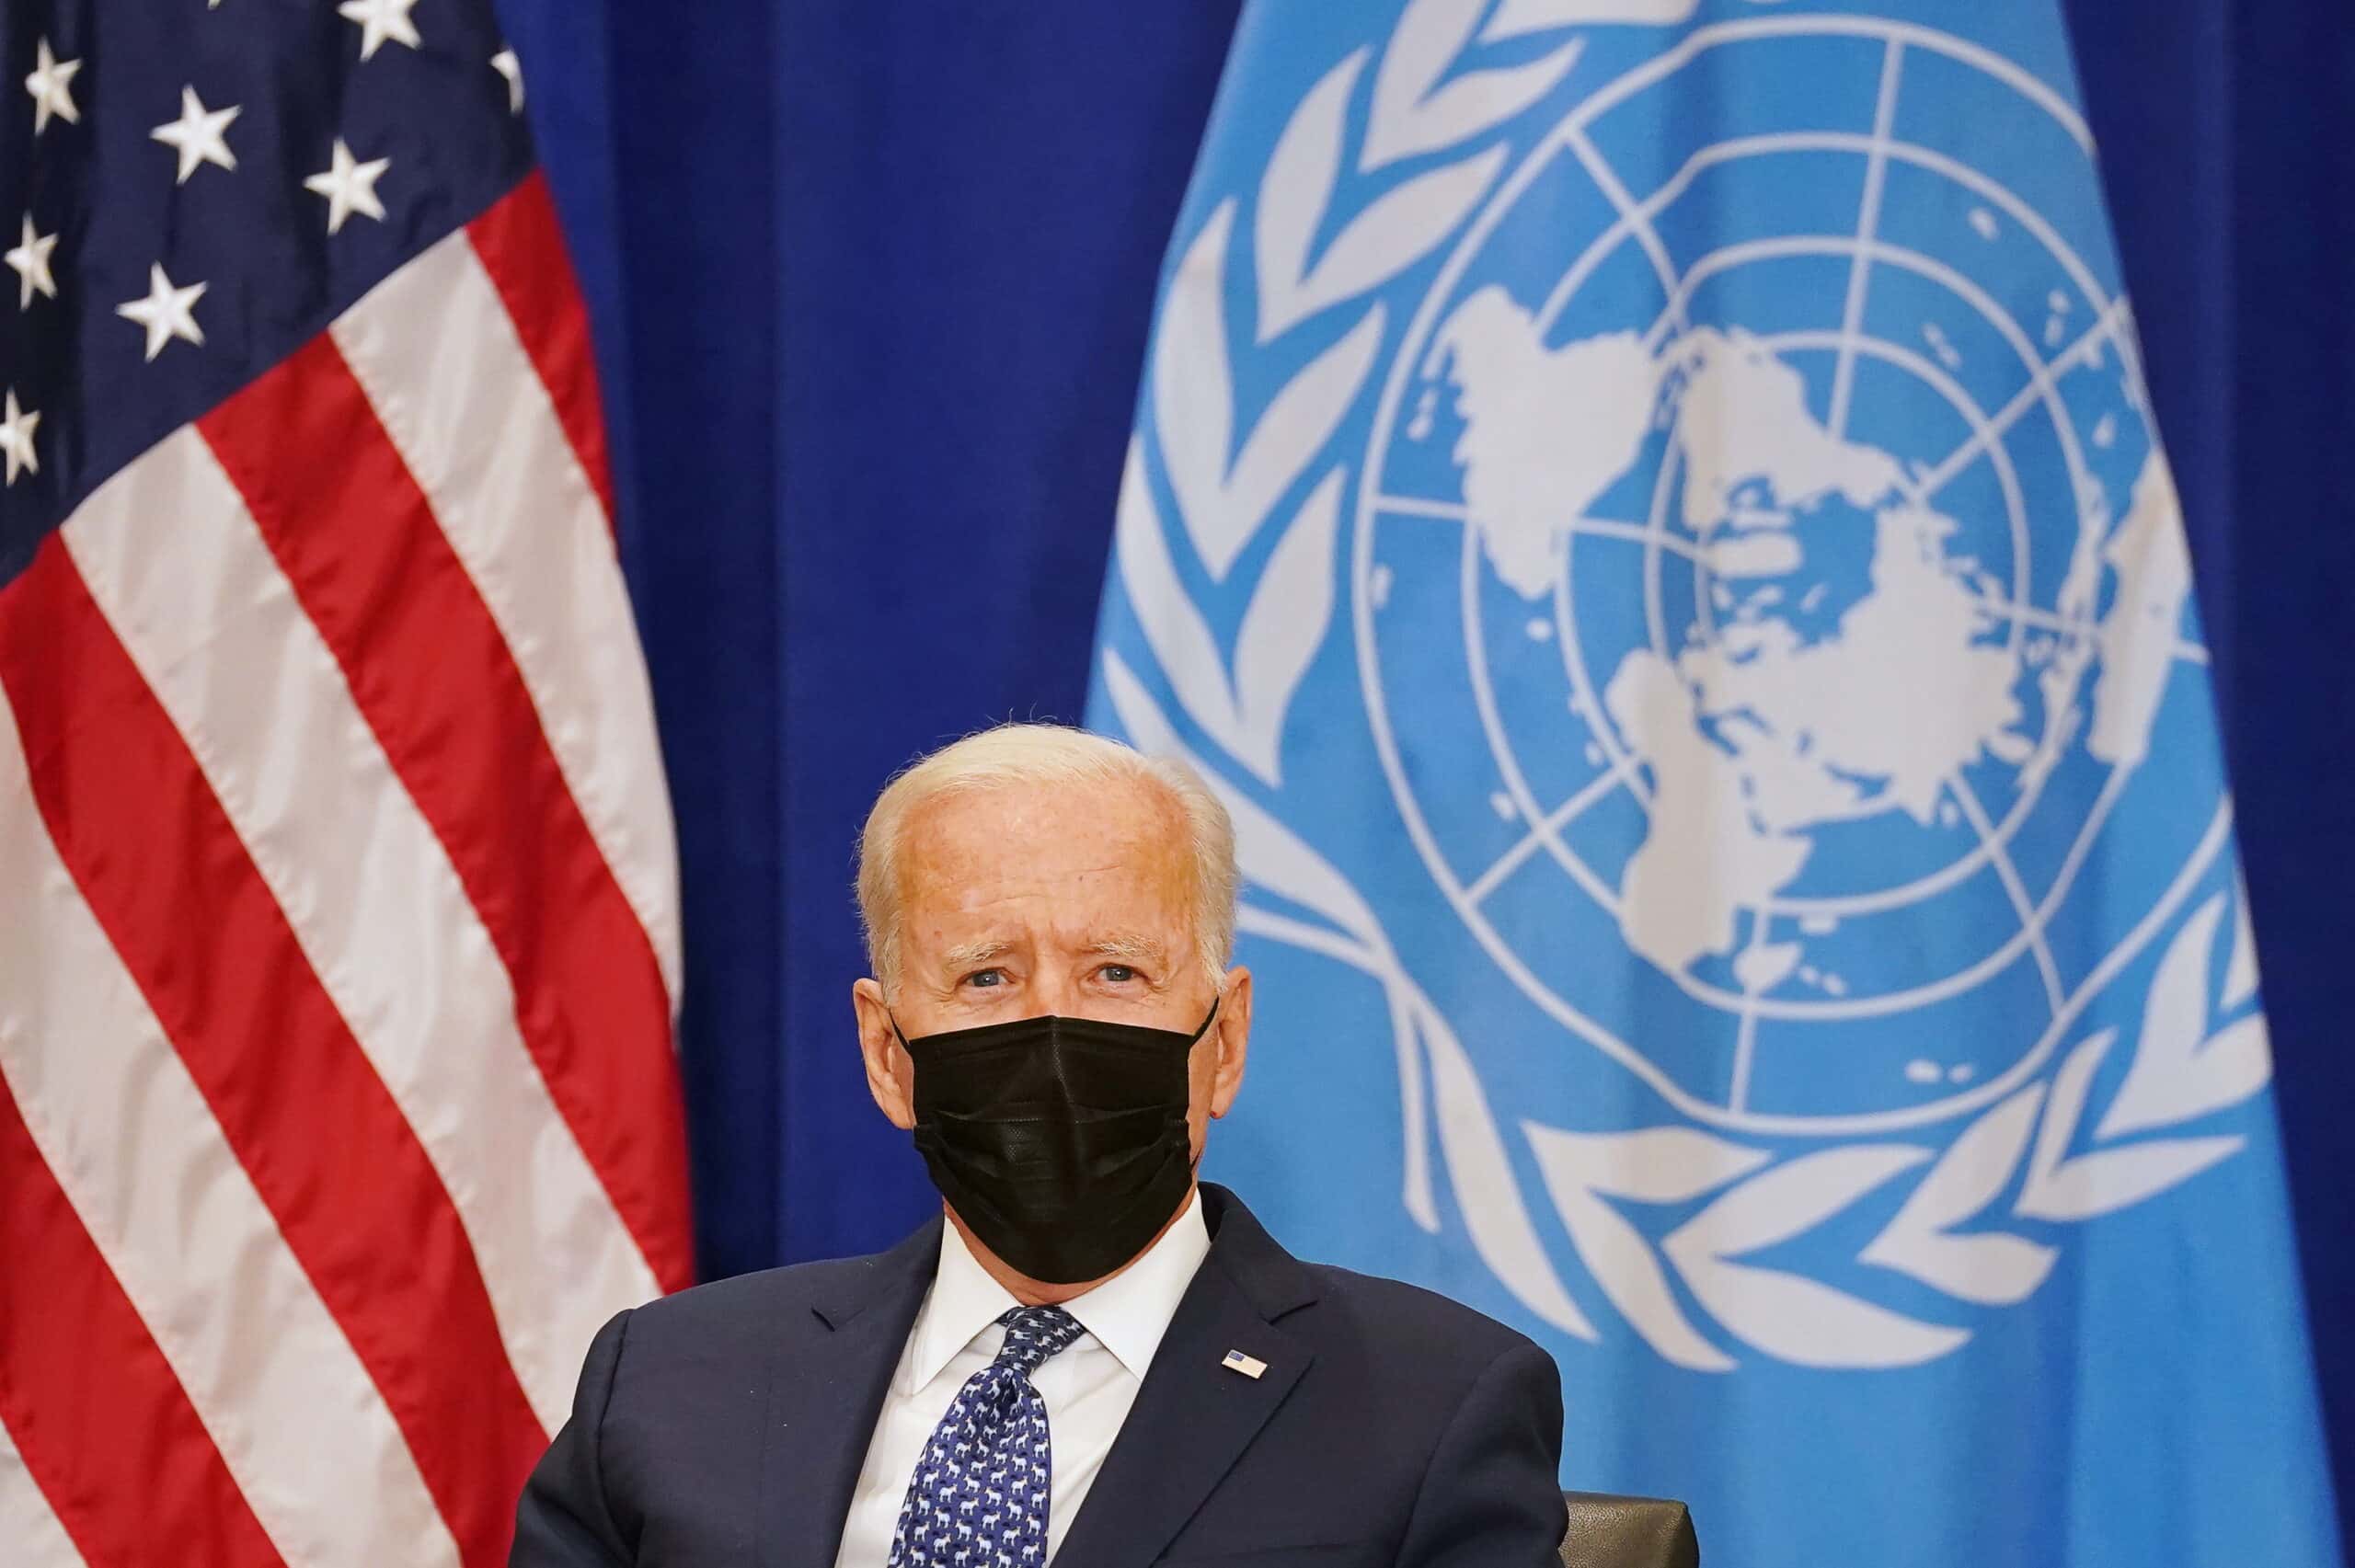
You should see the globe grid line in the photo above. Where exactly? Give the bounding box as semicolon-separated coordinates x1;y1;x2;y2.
1568;16;2092;154
1729;909;1772;1112
1566;514;1695;559
1635;233;2102;518
1528;131;2129;374
1524;17;2097;355
1827;38;1907;440
1367;476;2104;882
1460;500;1636;930
1560;119;1688;338
1631;391;1685;712
1960;593;2206;671
1922;296;2134;494
1465;755;1643;910
1374;490;1704;562
1533;131;1855;337
1668;329;2015;674
1948;770;2068;1014
1540;140;2116;375
1535;129;2147;383
1378;404;2134;699
1761;326;2034;662
1989;599;2093;640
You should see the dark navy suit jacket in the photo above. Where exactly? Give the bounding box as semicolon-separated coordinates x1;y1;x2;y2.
511;1184;1567;1565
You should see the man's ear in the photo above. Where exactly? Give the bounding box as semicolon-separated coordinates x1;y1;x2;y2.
851;977;916;1130
1208;966;1251;1119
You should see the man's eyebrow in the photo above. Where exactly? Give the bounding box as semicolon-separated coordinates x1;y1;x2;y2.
937;938;1016;971
1077;933;1171;965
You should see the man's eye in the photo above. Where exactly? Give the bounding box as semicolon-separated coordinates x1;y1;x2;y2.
965;969;1005;989
1100;964;1137;984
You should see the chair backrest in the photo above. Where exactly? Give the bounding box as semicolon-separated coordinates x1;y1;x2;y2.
1558;1490;1700;1568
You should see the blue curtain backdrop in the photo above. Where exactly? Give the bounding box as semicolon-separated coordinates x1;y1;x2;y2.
493;0;2352;1546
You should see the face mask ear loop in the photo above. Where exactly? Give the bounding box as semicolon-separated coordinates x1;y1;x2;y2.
1188;993;1223;1045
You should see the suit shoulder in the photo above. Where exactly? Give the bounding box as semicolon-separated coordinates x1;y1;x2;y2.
1295;1260;1550;1371
616;1253;888;1347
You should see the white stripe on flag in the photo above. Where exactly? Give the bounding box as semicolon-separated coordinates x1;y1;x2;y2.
331;229;684;1008
0;690;462;1568
59;429;661;1435
0;1417;85;1568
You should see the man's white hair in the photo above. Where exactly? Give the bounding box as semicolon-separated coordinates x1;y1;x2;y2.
856;724;1238;996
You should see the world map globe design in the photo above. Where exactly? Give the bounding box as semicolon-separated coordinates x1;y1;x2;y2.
1353;19;2206;1132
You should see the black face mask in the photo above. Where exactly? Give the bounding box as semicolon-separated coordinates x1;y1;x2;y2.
893;1001;1218;1285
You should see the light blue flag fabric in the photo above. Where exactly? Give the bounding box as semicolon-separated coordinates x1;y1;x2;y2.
1086;4;2342;1563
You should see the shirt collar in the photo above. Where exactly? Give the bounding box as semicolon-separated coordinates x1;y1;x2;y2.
907;1186;1212;1390
1060;1185;1210;1379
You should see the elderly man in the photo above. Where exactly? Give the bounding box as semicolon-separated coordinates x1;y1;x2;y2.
512;725;1567;1566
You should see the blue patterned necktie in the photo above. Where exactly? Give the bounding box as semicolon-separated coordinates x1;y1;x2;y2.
887;1304;1088;1567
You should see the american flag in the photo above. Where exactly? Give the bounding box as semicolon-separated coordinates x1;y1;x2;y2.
0;3;695;1563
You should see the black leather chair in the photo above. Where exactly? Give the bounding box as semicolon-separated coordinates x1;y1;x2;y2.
1559;1491;1700;1568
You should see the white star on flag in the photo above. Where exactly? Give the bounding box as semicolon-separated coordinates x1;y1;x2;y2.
491;47;525;114
339;0;423;62
0;389;39;485
151;86;244;184
6;215;59;310
304;139;392;235
116;263;208;361
24;38;81;134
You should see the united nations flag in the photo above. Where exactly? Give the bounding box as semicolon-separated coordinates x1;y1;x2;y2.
1086;3;2342;1563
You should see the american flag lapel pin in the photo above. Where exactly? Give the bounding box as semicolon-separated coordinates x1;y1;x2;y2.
1222;1349;1268;1379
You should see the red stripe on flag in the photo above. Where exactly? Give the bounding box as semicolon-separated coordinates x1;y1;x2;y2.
0;544;546;1568
467;173;617;525
0;1068;284;1568
198;336;695;1295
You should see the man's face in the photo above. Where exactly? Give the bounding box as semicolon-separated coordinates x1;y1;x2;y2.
851;775;1250;1168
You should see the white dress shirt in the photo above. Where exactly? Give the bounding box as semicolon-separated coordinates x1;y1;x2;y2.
832;1188;1212;1566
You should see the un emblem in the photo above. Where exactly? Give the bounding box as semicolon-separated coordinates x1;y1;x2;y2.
1097;9;2271;1370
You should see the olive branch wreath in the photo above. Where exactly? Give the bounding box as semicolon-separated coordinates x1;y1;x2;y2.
1100;0;2271;1370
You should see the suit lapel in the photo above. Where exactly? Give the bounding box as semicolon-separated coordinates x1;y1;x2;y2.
1054;1186;1319;1568
761;1217;941;1568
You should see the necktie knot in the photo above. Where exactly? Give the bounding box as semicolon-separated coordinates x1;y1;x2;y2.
990;1305;1084;1378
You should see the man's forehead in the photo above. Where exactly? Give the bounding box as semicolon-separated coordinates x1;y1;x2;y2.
899;789;1190;946
901;777;1189;882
